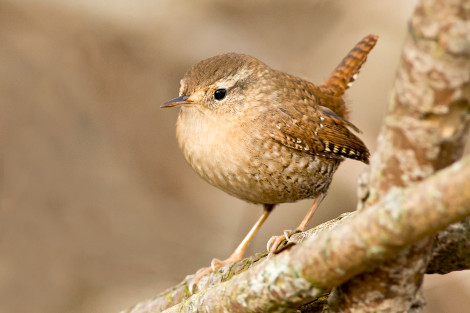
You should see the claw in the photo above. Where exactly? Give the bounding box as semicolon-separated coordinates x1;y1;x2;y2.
267;229;303;256
188;278;197;294
285;229;302;243
267;235;285;256
210;258;223;271
188;266;212;294
266;236;275;252
283;230;292;240
188;255;242;294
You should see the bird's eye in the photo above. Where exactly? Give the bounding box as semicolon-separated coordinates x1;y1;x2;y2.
214;88;227;100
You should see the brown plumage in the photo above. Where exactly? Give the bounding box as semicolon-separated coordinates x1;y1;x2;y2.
162;34;378;289
321;34;378;97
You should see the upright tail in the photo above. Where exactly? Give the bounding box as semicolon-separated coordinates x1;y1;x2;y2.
321;34;378;96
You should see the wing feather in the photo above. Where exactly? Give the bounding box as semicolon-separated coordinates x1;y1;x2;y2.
267;103;369;164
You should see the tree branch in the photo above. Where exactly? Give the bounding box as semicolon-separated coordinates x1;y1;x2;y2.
332;0;470;311
121;213;470;313
122;155;470;313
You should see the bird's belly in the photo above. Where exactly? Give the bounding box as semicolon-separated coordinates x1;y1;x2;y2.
238;142;340;204
176;110;339;204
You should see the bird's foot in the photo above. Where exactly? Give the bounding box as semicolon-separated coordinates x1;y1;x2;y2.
188;254;242;293
266;229;302;256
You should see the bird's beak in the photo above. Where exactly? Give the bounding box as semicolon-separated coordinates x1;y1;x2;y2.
161;95;190;108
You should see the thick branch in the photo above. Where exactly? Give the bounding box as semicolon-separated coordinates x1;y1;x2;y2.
123;214;470;313
123;155;470;313
337;0;470;311
362;0;470;207
292;217;470;277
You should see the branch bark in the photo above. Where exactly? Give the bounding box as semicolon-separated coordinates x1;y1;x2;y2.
122;156;470;313
332;0;470;311
121;214;470;313
427;217;470;274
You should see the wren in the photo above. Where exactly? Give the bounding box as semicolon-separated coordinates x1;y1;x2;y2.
162;34;377;288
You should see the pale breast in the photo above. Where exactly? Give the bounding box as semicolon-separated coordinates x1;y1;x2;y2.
176;107;340;205
176;107;251;192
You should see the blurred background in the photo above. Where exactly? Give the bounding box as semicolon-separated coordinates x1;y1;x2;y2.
2;0;469;312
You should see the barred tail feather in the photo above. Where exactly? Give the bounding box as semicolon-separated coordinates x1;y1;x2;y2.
321;34;378;96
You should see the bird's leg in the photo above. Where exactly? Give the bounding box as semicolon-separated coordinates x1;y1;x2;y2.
296;193;325;232
189;204;274;292
267;193;325;256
